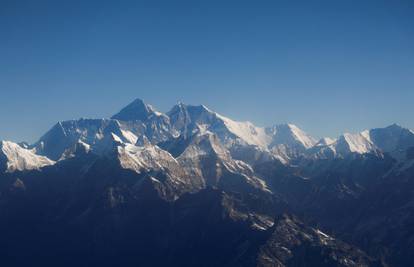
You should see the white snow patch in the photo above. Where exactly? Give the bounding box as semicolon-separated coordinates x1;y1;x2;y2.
315;137;336;146
1;141;55;172
342;133;376;153
111;133;124;144
315;229;331;239
360;129;372;142
118;143;178;174
216;114;271;148
120;129;138;144
287;124;317;149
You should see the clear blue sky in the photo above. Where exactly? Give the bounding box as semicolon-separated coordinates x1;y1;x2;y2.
1;0;413;142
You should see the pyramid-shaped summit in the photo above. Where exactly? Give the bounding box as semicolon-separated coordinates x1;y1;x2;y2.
112;98;158;121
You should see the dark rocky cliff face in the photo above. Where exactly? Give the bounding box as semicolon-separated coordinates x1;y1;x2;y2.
0;153;393;267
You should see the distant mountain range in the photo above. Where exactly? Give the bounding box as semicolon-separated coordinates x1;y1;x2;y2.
1;98;413;267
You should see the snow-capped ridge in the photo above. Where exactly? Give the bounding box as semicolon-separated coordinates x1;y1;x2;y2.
178;132;230;160
311;124;414;159
339;132;377;154
117;142;177;173
315;137;336;147
111;98;167;122
0;140;55;172
268;123;317;150
26;98;414;165
59;140;91;160
176;132;270;192
308;129;385;159
168;102;278;149
368;124;414;153
215;113;271;148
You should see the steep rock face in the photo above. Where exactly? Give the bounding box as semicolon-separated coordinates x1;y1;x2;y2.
334;161;414;267
369;124;414;153
257;214;383;267
177;132;270;194
116;142;204;200
168;103;218;138
112;98;174;143
0;162;373;267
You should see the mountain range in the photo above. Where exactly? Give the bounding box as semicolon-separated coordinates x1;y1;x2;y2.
1;98;414;267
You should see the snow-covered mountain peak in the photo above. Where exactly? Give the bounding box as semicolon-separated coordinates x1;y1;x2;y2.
22;99;414;166
168;104;318;162
0;140;55;172
34;118;131;160
387;123;404;130
167;103;220;138
268;123;317;150
286;123;317;148
337;132;377;154
168;101;185;113
169;102;214;115
368;124;414;155
185;104;215;116
199;104;214;113
111;98;165;121
215;113;271;148
307;127;409;159
167;103;273;149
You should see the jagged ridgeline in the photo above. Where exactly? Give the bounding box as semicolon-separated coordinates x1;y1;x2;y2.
1;99;414;267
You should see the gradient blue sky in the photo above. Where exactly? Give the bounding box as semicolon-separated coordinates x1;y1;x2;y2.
1;0;413;142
